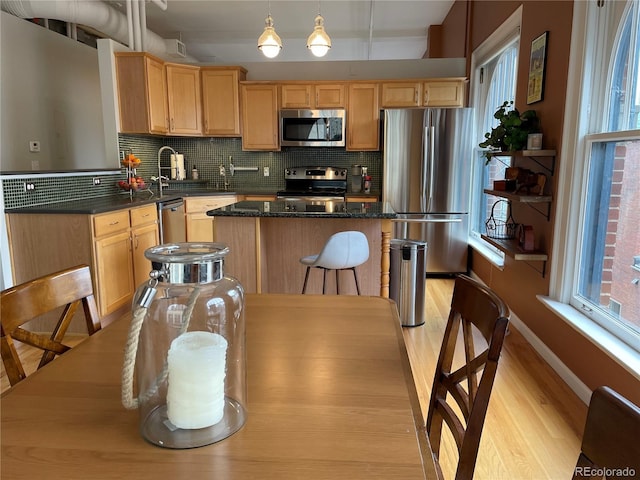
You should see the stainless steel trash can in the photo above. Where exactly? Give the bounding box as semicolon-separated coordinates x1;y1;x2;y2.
390;239;427;327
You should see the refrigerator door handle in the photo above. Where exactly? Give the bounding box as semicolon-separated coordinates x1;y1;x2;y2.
392;218;462;223
425;125;436;212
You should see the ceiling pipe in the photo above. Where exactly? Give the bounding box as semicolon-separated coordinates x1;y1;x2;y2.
367;0;374;60
139;0;147;52
131;0;141;50
0;0;197;61
125;0;134;50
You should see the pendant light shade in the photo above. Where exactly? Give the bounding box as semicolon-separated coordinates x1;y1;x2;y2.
257;13;282;59
307;13;331;57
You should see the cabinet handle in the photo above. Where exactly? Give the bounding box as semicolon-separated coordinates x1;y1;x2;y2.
109;221;119;226
415;90;418;104
170;118;174;131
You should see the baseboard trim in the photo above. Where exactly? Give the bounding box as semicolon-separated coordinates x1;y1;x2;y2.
469;272;591;405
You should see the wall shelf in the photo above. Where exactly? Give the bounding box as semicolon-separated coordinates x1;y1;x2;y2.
487;149;556;175
481;234;548;276
483;189;552;219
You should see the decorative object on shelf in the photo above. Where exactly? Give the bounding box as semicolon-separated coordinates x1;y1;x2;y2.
485;200;519;240
527;132;543;150
506;167;547;195
307;1;331;57
121;243;246;449
527;31;548;104
257;0;282;58
518;225;535;252
479;101;540;162
493;179;517;191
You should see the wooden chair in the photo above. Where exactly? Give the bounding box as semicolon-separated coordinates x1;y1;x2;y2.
426;274;510;480
1;264;101;387
572;386;640;479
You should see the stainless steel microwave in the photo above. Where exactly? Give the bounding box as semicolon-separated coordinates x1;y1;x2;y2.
279;109;346;147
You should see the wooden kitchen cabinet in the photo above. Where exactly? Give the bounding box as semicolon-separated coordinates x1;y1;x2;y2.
380;78;467;108
6;204;159;324
92;204;159;315
241;83;279;150
280;83;345;109
185;196;237;242
347;83;380;151
381;82;422;107
166;63;202;135
423;78;466;107
115;52;169;134
201;66;247;136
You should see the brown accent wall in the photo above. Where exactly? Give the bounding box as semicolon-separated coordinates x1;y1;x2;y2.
440;1;640;404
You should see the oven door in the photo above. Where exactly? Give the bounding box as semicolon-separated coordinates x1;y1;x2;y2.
280;110;345;147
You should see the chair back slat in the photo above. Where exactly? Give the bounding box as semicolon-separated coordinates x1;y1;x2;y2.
0;265;101;386
426;274;509;480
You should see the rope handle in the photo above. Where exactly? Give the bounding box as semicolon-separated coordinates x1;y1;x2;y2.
121;286;201;410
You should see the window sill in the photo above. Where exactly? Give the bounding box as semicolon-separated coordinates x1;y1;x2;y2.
469;236;505;269
538;296;640;381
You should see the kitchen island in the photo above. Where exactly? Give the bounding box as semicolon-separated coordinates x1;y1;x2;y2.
207;200;396;297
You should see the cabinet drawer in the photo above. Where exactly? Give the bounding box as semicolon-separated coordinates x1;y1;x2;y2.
130;204;158;227
93;210;130;237
185;196;236;213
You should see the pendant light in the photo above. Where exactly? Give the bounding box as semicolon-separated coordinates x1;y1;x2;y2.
257;1;282;59
306;1;331;57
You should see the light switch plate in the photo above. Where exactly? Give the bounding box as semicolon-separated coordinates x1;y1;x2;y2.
263;166;270;176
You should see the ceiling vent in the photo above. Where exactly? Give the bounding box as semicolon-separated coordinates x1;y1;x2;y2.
164;39;186;58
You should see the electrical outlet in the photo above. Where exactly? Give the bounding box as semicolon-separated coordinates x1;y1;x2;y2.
263;166;270;177
23;182;35;192
29;140;40;153
93;177;101;185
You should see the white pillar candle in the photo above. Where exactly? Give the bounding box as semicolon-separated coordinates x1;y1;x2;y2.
167;331;228;430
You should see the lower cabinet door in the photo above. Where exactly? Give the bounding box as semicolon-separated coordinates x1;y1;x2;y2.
132;223;160;288
94;231;135;316
186;213;214;242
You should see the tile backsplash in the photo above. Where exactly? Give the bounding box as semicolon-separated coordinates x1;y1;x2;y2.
3;134;382;209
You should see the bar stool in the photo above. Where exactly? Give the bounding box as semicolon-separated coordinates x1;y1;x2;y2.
300;231;370;295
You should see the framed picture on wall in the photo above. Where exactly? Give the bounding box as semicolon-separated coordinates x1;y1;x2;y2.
527;31;548;104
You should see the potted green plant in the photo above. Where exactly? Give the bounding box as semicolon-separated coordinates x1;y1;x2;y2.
479;101;540;162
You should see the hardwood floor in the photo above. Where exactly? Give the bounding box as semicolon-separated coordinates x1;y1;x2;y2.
1;280;587;479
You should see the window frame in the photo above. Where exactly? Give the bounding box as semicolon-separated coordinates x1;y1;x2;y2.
541;0;640;377
468;6;522;267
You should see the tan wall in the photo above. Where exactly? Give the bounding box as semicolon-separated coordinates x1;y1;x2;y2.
440;1;640;404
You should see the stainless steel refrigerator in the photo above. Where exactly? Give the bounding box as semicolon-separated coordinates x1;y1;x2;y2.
383;108;473;275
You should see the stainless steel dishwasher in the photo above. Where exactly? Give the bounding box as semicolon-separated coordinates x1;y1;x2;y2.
157;198;186;244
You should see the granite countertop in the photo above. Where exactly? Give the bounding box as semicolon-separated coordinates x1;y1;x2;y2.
207;200;396;219
5;189;240;215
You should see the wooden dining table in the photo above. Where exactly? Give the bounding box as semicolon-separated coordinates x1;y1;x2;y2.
1;294;436;479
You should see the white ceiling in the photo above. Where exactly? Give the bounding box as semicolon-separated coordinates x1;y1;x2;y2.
116;0;454;64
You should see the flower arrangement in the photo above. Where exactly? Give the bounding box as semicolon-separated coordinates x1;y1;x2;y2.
479;101;540;162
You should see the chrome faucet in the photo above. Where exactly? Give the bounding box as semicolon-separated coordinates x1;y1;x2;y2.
157;146;176;196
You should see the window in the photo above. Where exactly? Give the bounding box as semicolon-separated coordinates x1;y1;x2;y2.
548;1;640;364
469;9;521;264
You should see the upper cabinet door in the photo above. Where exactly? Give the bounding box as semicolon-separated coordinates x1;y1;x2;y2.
281;84;313;108
381;82;421;107
347;83;380;151
315;84;345;108
281;83;345;109
423;79;466;107
115;52;168;134
241;84;280;151
166;63;202;136
201;67;247;136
